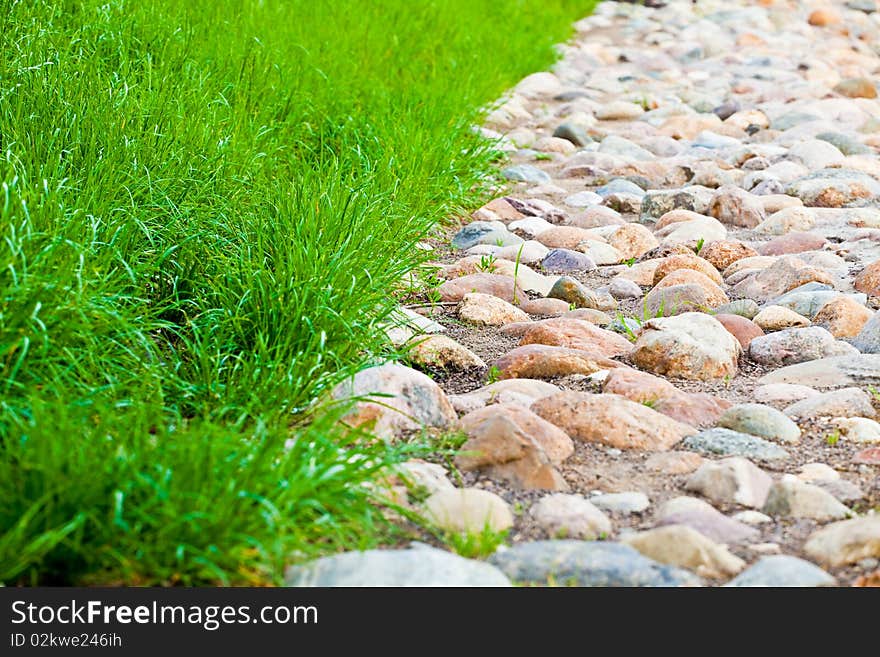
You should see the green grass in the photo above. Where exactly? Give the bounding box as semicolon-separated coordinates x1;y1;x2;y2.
438;526;509;559
0;0;595;584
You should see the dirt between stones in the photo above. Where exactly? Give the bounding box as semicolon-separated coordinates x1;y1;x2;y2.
411;298;879;586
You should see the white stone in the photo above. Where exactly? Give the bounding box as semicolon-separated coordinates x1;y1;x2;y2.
832;416;880;443
424;488;514;533
685;457;773;509
797;463;840;483
530;494;612;539
590;491;650;515
732;510;773;525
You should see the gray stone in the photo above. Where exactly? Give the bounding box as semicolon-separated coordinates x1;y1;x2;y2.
762;477;853;521
502;164;551;184
713;100;741;121
564;191;603;208
284;544;511;586
640;188;708;222
553;122;593;147
748;327;855;368
729;258;833;303
717;404;801;444
591;492;650;515
542;249;597;272
656;497;759;544
488;540;701;587
715;299;760;319
758;354;880;388
595;179;646;198
452;222;523;250
724;555;836;587
682;428;790;461
599;135;655;161
770;287;866;320
847;0;877;12
784;387;876;419
852;311;880;353
771;112;822;131
693;131;741;149
553;90;589;102
609;278;643;300
815;132;872;156
815;479;865;503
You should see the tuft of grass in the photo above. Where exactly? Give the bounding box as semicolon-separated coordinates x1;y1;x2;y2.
427;429;470;454
477;254;498;273
486;365;503;385
0;0;596;584
615;311;641;341
439;526;509;559
0;397;406;586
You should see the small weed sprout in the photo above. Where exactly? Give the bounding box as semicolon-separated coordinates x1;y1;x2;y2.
441;525;508;559
512;242;525;306
477;253;497;272
615;311;641;341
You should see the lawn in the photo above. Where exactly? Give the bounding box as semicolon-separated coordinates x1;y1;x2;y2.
0;0;595;585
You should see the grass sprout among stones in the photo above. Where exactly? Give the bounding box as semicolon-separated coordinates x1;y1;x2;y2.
478;254;498;272
512;242;527;306
615;311;641;341
440;526;509;559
